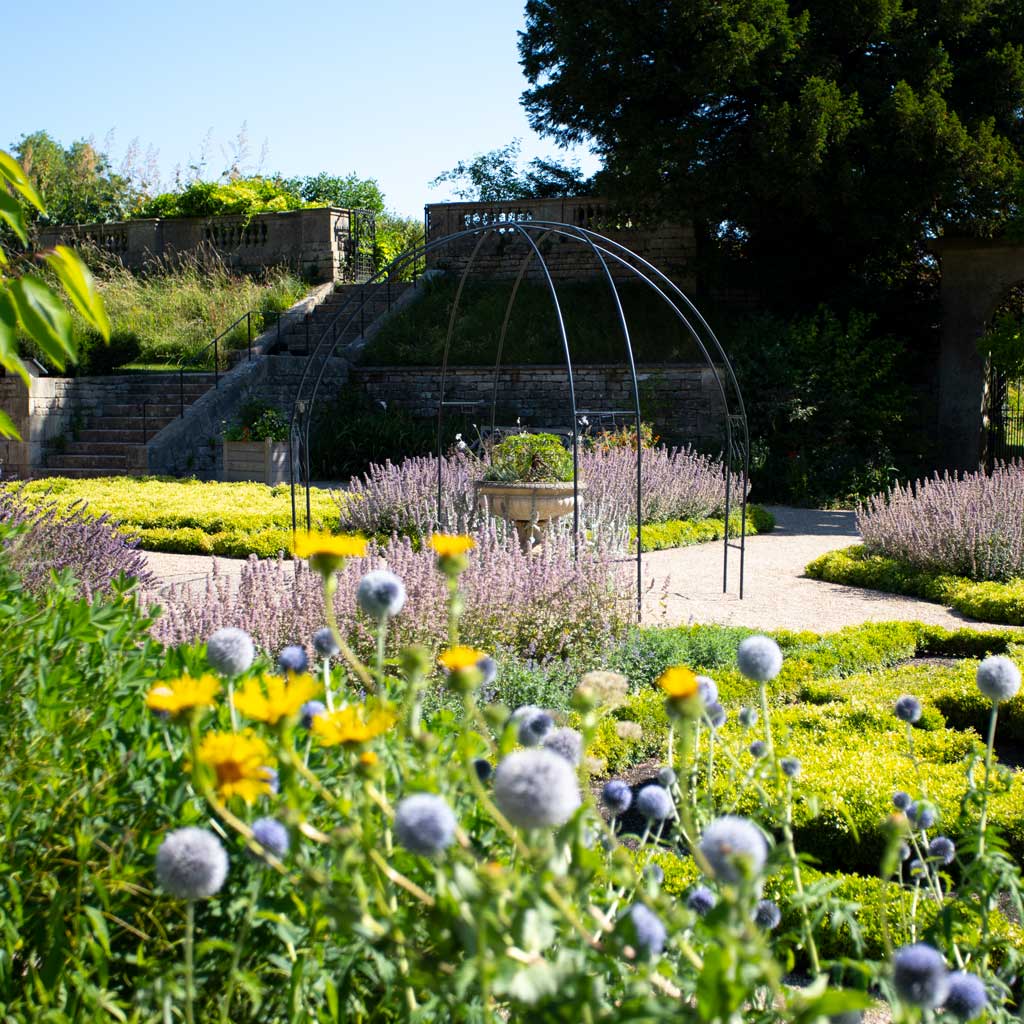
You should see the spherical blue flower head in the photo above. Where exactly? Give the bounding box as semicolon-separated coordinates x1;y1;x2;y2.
892;943;950;1009
644;863;664;885
749;740;768;759
686;884;717;916
277;645;308;675
657;766;676;787
477;656;498;688
928;836;956;866
908;858;926;878
706;702;727;729
602;779;632;816
635;785;674;822
899;842;911;862
206;627;255;677
895;695;923;724
738;706;759;728
699;816;768;884
394;794;457;855
312;627;339;659
908;801;937;829
356;570;407;621
781;757;801;779
493;748;581;829
473;757;493;782
737;635;783;682
697;675;719;705
976;655;1022;703
512;706;554;747
155;827;229;900
251;818;289;859
299;700;327;730
753;899;781;930
892;790;911;811
624;902;666;957
542;726;583;766
261;766;279;794
944;971;988;1020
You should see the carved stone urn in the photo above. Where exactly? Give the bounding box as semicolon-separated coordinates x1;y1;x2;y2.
474;480;583;552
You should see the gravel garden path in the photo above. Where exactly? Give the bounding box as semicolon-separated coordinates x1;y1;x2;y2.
141;507;1017;633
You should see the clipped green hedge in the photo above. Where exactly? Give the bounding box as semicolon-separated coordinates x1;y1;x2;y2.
631;505;775;552
806;544;1024;626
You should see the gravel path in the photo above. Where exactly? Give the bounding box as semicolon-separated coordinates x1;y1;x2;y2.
142;507;1015;633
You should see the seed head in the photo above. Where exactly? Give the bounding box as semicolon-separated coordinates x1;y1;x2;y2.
155;827;228;900
737;635;783;682
976;655;1021;703
206;627;255;677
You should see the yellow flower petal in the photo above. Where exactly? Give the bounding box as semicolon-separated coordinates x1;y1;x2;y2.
312;704;395;747
429;534;476;558
292;531;368;560
146;674;220;715
657;666;699;699
232;672;319;726
438;646;486;673
197;730;274;804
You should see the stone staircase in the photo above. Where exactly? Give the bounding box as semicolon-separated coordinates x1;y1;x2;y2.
42;374;217;478
277;282;413;357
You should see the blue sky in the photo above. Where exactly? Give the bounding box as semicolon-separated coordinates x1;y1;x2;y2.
2;0;599;218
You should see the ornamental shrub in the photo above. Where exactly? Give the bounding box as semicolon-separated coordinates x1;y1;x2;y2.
483;432;574;483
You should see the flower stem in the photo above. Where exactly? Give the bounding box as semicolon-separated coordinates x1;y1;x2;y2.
184;900;196;1024
977;703;999;858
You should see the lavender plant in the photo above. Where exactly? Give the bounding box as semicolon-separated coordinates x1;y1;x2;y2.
858;463;1024;581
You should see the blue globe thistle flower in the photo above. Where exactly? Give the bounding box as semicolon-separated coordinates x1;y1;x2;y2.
892;943;949;1009
943;971;988;1020
511;706;554;747
644;863;664;885
542;726;583;766
976;655;1022;703
251;818;289;859
699;816;768;883
394;794;456;855
473;758;493;782
478;656;498;688
277;645;308;675
686;884;717;916
356;570;407;620
749;740;767;759
781;757;801;779
895;695;923;724
753;899;781;930
657;766;677;787
634;785;674;822
908;859;926;878
738;706;759;728
892;790;911;811
206;627;255;677
908;801;937;829
155;827;229;900
493;749;581;829
706;702;727;729
261;766;279;794
928;836;956;865
624;902;666;956
899;842;911;862
312;627;339;659
602;779;632;816
737;635;783;682
697;675;719;705
299;700;327;730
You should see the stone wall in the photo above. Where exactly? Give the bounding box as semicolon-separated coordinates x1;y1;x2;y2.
349;364;724;446
424;198;696;292
37;207;357;283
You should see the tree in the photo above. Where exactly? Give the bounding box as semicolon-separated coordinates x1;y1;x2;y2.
430;139;591;201
13;131;136;225
519;0;1024;308
284;173;386;214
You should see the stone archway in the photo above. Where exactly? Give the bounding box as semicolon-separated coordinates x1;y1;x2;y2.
933;237;1024;470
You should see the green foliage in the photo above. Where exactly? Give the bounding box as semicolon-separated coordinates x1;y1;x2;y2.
807;545;1024;626
280;171;386;214
134;176;305;219
223;400;288;442
374;211;425;278
633;505;774;552
519;0;1024;305
483;432;574;482
982;309;1024;376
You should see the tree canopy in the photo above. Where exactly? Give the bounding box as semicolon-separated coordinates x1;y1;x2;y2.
519;0;1024;305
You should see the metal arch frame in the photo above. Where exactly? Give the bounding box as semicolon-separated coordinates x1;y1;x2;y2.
288;219;749;605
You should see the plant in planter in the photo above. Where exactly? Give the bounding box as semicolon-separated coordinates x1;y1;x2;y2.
475;432;582;550
222;401;291;485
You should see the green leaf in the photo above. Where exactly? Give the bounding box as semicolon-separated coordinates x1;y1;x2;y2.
0;190;27;246
44;245;111;341
0;288;29;388
0;408;21;440
0;149;44;211
10;274;75;369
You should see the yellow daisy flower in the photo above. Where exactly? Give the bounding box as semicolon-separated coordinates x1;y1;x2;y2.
312;704;396;747
429;534;476;558
293;531;368;575
197;730;275;803
232;672;320;726
438;646;487;672
146;674;220;716
657;666;700;699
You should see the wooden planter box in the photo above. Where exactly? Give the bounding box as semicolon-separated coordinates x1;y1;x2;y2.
222;439;291;485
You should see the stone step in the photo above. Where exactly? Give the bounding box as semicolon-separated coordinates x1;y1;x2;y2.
77;427;169;443
85;414;182;431
101;403;190;419
59;441;149;456
47;452;129;469
35;466;143;479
